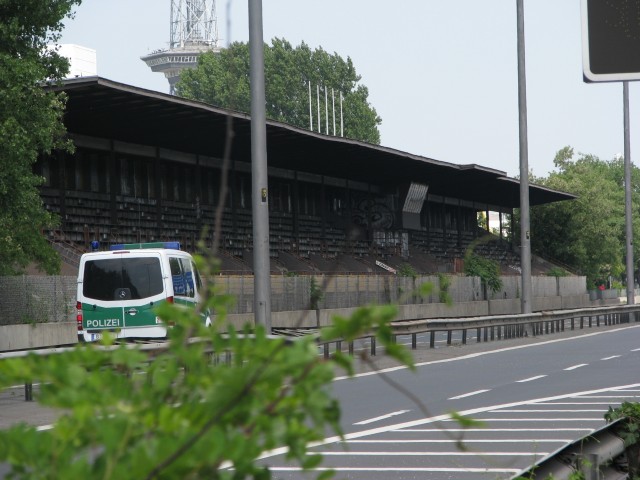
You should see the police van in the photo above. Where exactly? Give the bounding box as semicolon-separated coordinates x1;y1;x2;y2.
76;242;209;342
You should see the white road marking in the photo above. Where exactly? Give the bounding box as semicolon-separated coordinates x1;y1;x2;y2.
452;418;602;422
564;364;588;370
516;375;547;383
601;355;621;360
631;348;640;351
269;467;521;473
488;409;606;413
353;409;410;425
319;451;548;457
256;383;640;461
538;402;624;405
449;389;490;400
576;395;640;398
397;428;592;432
345;439;569;443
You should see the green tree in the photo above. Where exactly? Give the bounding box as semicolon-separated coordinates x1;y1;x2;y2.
528;147;640;287
177;38;382;144
0;0;80;275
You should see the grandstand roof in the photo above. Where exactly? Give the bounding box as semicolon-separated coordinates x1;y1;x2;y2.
50;76;574;209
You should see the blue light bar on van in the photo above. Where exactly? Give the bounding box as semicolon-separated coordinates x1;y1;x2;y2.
109;242;181;251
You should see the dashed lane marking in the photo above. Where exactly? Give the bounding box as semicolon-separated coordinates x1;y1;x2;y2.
516;375;547;383
448;389;491;400
564;364;588;370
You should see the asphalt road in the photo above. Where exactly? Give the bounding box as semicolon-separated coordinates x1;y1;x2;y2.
2;322;639;479
262;322;640;479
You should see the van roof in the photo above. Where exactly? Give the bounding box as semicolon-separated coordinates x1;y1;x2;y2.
109;241;181;251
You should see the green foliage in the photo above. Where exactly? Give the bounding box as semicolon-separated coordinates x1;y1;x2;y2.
605;402;640;478
0;253;416;479
546;267;569;277
437;273;452;304
611;280;624;290
605;402;640;447
527;146;640;287
321;303;415;372
309;276;324;310
567;471;586;480
463;253;503;293
177;38;382;144
448;411;484;430
0;0;80;275
397;263;417;279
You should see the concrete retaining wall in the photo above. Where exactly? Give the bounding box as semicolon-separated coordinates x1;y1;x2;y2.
0;272;623;351
0;291;622;351
0;274;592;325
0;322;77;352
223;292;608;330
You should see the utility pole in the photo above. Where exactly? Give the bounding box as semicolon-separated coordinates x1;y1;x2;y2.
624;82;634;305
248;0;271;330
516;0;532;314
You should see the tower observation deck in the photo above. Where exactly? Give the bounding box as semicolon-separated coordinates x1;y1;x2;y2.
141;0;219;94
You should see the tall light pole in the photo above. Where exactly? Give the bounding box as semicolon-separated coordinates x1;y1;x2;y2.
248;0;272;330
624;82;634;305
516;0;532;314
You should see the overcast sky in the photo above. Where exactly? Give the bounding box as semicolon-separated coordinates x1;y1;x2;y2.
59;1;639;179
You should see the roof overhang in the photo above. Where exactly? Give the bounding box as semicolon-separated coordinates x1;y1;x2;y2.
47;76;575;209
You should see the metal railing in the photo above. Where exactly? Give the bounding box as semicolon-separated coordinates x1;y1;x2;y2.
514;418;629;479
316;304;640;358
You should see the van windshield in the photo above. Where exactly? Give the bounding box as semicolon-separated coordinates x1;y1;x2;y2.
83;257;163;301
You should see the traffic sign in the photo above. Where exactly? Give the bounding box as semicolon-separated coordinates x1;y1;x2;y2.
581;0;640;82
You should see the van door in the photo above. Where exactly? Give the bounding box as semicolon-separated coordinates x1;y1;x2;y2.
169;256;198;307
81;254;165;334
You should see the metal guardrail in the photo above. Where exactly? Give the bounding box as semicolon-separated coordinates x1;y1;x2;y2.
514;418;629;479
316;304;640;358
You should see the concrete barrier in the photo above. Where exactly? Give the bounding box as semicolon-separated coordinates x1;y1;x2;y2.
488;298;523;315
0;322;77;352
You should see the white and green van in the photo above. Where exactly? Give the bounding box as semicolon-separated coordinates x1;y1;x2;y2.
76;242;208;342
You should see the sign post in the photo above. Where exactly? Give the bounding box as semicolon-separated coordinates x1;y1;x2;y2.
581;0;639;304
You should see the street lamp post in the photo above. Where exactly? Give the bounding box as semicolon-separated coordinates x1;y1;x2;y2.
516;0;532;314
248;0;272;330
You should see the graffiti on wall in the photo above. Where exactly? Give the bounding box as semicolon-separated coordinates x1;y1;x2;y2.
351;197;395;230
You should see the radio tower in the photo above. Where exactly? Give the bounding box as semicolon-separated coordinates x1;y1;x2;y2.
141;0;219;94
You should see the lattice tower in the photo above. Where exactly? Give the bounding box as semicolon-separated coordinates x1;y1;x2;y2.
142;0;219;94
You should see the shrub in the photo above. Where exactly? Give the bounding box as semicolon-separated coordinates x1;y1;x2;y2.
437;273;452;304
464;253;503;293
546;267;569;277
398;263;418;279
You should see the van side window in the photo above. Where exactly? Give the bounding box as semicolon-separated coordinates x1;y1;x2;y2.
169;257;195;298
180;258;195;298
191;260;203;291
